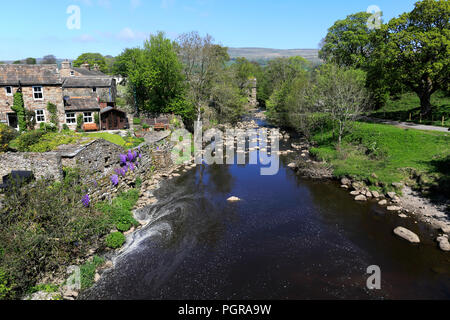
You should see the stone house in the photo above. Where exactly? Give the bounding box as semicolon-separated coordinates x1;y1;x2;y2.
0;65;65;129
0;62;120;131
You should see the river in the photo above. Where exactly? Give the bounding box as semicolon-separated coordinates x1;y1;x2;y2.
84;118;450;300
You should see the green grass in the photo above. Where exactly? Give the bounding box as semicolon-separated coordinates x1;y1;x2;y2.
80;256;105;290
369;91;450;127
311;122;450;194
83;132;144;149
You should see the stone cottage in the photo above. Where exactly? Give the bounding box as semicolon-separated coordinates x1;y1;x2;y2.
0;64;65;129
0;62;121;131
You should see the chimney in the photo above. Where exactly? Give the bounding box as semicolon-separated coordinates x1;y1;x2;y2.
92;64;100;72
80;62;90;70
60;59;72;77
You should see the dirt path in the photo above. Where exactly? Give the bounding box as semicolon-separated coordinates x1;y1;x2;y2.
361;116;450;133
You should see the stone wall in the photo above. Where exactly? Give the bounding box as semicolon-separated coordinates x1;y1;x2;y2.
0;152;63;181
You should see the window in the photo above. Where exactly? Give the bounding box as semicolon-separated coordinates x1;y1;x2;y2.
70;71;75;76
66;112;76;124
83;112;93;123
93;87;97;93
35;109;45;123
33;86;43;100
5;86;13;96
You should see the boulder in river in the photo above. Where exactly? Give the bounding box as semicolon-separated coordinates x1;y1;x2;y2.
341;177;351;186
372;191;380;198
436;236;450;252
387;192;397;199
288;163;297;169
387;206;402;212
355;195;367;201
378;200;388;206
393;227;420;244
227;196;241;202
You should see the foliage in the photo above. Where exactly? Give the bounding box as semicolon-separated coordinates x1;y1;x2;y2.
9;130;45;151
25;58;36;65
319;12;376;68
39;122;57;133
133;118;141;125
0;269;13;300
311;122;450;195
41;55;56;65
105;232;126;249
376;0;449;115
9;131;81;152
76;114;84;132
11;92;26;132
73;53;108;73
0;176;112;298
94;113;100;125
80;256;105;290
96;189;139;232
83;132;143;148
0;124;19;152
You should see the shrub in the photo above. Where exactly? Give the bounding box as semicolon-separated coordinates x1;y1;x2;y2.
39;122;57;133
142;123;150;129
9;130;45;151
96;189;139;232
80;256;105;290
62;124;70;131
133;118;141;125
76;114;84;132
94;113;100;125
47;102;58;127
0;178;113;298
0;269;13;300
105;232;126;249
0;124;19;152
11;92;26;132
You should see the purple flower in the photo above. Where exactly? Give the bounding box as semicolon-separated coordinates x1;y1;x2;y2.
115;168;121;175
127;150;134;162
111;175;119;186
130;163;135;171
82;194;90;208
120;154;127;165
92;180;98;187
139;153;142;159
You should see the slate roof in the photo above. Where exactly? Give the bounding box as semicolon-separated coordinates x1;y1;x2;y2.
64;97;100;111
0;64;62;86
73;67;106;76
100;106;127;114
62;77;114;88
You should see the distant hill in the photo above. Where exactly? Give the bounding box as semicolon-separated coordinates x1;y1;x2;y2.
228;48;321;65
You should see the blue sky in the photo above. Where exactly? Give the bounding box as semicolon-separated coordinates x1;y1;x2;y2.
0;0;418;60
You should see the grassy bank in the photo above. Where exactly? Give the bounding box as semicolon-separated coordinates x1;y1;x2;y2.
369;91;450;127
310;122;450;197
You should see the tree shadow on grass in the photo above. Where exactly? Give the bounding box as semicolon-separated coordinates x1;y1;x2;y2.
420;155;450;214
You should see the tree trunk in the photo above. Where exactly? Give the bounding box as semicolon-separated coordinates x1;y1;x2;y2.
419;91;432;116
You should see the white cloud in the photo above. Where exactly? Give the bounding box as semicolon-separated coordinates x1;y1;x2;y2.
117;27;147;41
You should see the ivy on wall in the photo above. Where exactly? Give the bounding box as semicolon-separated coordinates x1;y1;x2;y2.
11;92;26;132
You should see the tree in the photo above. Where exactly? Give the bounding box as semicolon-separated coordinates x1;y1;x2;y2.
12;60;22;65
312;64;369;147
73;53;107;73
231;57;262;90
25;58;36;65
176;31;230;122
41;55;57;65
319;12;376;68
112;48;142;77
379;0;449;115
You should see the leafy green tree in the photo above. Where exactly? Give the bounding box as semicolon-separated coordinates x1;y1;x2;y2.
319;12;376;68
112;48;142;77
25;57;36;65
378;0;449;115
41;55;57;65
12;60;22;65
73;53;107;73
231;57;262;90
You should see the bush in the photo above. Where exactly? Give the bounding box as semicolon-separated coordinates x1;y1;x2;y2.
76;114;84;132
0;178;113;298
133;118;141;125
39;122;57;133
105;232;126;249
62;124;70;131
0;269;13;300
9;130;45;151
80;256;105;290
96;189;139;232
0;124;19;152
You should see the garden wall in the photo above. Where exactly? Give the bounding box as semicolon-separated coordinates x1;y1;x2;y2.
0;152;63;181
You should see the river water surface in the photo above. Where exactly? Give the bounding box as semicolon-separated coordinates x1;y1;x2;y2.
85;122;450;300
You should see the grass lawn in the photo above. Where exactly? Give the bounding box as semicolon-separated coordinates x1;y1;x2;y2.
82;132;144;149
369;91;450;127
311;122;450;195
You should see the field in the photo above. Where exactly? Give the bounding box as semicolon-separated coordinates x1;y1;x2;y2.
311;122;450;197
369;91;450;127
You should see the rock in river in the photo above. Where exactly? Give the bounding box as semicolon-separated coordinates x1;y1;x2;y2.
393;227;420;244
227;196;241;202
387;206;402;212
355;195;367;201
436;236;450;252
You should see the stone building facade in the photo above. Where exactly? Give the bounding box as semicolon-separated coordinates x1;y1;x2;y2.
0;65;65;129
0;63;118;131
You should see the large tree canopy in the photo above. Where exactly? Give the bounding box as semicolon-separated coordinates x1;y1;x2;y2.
319;12;376;68
73;53;108;73
379;0;449;115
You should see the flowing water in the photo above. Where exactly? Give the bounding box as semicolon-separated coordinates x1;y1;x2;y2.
84;119;450;300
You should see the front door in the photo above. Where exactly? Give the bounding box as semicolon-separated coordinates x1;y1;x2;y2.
7;113;18;130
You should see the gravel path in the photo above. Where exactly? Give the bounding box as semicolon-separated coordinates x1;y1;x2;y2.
361;116;450;133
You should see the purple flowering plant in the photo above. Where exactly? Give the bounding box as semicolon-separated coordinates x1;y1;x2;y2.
82;194;90;208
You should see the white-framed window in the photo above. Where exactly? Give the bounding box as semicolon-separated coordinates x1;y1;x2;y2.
5;86;13;96
33;86;43;100
83;112;93;123
35;109;46;123
66;112;76;124
70;71;75;76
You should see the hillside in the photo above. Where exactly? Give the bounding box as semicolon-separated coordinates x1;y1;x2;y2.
228;48;321;64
